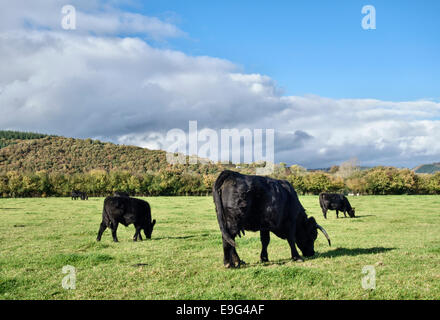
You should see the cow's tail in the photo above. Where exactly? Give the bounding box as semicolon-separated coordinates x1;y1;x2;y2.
318;193;325;207
213;171;236;248
102;200;113;229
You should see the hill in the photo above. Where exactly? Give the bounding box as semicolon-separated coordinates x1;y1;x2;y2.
414;163;440;174
0;134;224;175
0;134;164;174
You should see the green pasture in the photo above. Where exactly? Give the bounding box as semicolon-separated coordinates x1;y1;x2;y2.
0;195;439;299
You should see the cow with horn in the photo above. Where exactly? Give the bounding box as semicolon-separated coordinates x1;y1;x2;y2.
213;170;331;268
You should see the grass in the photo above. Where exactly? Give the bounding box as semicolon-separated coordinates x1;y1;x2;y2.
0;195;439;300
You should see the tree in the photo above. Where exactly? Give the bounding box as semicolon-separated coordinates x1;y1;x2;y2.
289;165;307;176
305;172;334;194
287;174;306;194
428;172;440;194
335;158;360;179
364;167;392;195
7;171;22;197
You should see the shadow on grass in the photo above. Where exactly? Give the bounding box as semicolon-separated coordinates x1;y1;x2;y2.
232;247;395;269
132;263;149;267
312;247;395;259
352;214;375;218
325;214;375;219
151;233;211;241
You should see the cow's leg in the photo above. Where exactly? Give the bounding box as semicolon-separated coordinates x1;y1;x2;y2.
222;237;244;268
222;237;235;268
336;210;339;218
231;247;245;267
96;222;107;241
287;231;303;262
343;210;347;218
133;225;143;241
260;231;270;262
111;222;119;242
322;209;327;219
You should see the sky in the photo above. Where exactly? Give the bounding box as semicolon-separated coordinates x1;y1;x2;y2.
123;0;440;101
0;0;439;168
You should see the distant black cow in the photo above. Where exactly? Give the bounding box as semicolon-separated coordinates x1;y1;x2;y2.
113;191;130;197
96;196;156;242
319;193;355;219
213;170;331;268
71;190;80;200
71;190;88;200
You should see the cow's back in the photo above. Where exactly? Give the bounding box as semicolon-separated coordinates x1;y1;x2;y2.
320;193;344;209
218;171;299;236
103;196;150;226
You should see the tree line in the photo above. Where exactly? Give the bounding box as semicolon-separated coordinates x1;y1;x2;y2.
0;130;50;149
286;166;440;195
1;166;440;198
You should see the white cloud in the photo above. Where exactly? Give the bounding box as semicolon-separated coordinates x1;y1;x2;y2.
1;1;440;169
0;0;184;40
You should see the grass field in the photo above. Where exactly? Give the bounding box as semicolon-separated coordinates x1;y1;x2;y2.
0;195;439;300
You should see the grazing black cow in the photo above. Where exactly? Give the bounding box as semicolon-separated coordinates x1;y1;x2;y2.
113;191;130;197
319;193;355;219
96;196;156;242
213;170;331;268
71;190;80;200
71;190;88;200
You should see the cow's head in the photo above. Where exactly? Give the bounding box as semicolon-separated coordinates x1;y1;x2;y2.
348;208;355;218
296;217;331;257
144;219;156;239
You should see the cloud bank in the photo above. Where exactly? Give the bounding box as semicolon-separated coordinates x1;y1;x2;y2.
1;1;439;168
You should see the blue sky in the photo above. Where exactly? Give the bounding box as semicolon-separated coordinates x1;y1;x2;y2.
119;0;440;101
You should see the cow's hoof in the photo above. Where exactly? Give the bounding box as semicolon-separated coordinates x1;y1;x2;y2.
261;257;269;263
293;257;304;262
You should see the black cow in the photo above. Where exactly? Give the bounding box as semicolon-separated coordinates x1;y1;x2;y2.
71;190;87;200
113;191;130;197
319;193;355;219
213;170;331;268
71;190;80;200
96;196;156;242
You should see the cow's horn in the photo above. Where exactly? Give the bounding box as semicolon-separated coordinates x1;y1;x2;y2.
316;224;331;246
